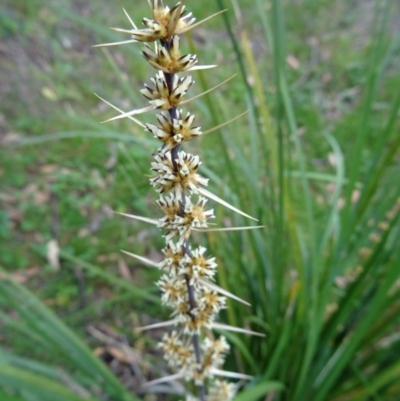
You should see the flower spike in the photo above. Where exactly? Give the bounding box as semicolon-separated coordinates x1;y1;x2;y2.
96;3;261;401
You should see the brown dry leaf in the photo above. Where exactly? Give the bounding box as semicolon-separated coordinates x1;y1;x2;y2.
118;256;132;280
307;36;319;47
10;267;41;284
286;54;300;70
35;191;50;204
91;169;106;189
10;275;28;284
105;155;117;169
94;347;106;357
95;286;114;300
96;254;111;263
351;189;361;204
0;193;16;203
7;207;23;222
94;346;136;365
0;133;22;145
98;323;123;340
102;204;113;217
23;183;38;195
108;346;133;364
46;239;60;270
40;164;58;174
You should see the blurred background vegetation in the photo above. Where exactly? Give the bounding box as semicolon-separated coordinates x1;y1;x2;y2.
1;0;400;400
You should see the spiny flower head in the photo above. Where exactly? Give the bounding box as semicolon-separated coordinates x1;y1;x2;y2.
196;287;226;314
187;365;210;386
158;331;196;370
157;274;187;306
172;110;202;141
181;337;229;385
143;36;198;73
159;240;185;275
158;331;229;393
202;336;230;367
150;1;195;38
208;380;237;401
145;110;202;153
150;151;208;196
120;1;194;42
157;195;214;242
141;71;194;110
179;287;226;334
97;2;257;399
158;331;182;357
157;194;181;225
174;196;214;240
145;112;174;143
180;247;217;283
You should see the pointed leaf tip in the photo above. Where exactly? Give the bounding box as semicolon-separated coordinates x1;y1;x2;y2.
120;250;159;268
113;211;159;225
198;188;258;221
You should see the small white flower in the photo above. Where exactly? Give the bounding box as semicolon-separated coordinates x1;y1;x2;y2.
156;274;186;306
207;380;237;401
150;151;208;196
159;240;185;276
202;336;230;368
179;246;217;283
140;72;193;109
173;196;214;240
142;36;198;73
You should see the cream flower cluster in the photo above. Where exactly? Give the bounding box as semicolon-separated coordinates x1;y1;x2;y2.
97;1;260;400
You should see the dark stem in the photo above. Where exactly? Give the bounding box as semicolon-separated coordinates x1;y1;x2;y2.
161;37;206;401
185;273;206;400
165;73;180;169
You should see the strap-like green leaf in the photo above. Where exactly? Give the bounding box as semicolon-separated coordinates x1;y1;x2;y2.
0;363;97;401
232;381;284;401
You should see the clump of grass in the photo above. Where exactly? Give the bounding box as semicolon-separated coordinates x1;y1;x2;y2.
95;1;263;400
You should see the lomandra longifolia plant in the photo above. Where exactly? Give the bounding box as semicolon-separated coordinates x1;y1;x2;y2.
96;1;263;400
